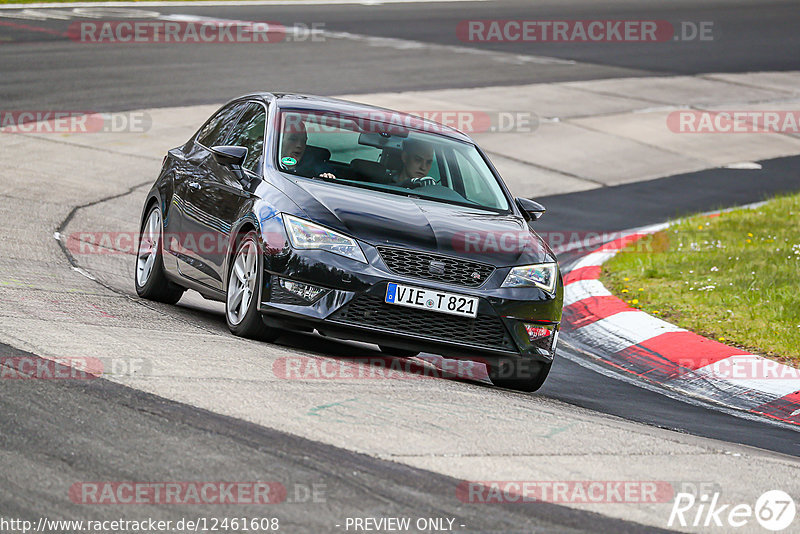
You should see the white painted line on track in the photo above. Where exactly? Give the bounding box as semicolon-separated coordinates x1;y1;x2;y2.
156;13;576;66
1;8;577;68
71;266;96;281
568;250;616;271
562;279;611;307
723;161;763;169
0;0;487;9
317;29;576;65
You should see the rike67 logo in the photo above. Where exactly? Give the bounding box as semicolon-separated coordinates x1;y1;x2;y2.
669;490;796;531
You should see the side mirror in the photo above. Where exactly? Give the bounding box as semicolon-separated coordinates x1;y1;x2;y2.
516;197;546;221
210;145;247;167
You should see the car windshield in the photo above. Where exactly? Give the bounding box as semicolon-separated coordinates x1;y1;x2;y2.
276;110;510;212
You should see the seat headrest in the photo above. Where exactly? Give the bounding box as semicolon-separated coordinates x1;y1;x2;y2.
381;148;403;173
304;145;331;162
351;159;390;184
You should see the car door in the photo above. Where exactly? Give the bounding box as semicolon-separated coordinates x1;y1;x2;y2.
180;101;268;291
172;101;249;287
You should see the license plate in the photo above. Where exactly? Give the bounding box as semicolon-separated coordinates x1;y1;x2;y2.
385;283;478;318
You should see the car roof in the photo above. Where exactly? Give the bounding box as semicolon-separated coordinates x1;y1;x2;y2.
234;92;475;144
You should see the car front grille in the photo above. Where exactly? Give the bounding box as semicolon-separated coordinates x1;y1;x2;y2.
330;292;515;351
376;246;495;288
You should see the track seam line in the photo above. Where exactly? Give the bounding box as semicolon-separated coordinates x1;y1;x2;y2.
4;131;161;161
53;177;234;338
482;150;609;187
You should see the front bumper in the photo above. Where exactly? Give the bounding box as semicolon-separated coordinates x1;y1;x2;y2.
258;245;563;363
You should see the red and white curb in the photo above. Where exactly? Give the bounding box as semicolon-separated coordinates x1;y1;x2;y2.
560;221;800;428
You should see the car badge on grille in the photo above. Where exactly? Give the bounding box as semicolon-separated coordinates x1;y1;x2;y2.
471;272;481;280
428;260;446;275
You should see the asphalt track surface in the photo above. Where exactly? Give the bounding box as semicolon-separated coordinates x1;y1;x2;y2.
1;0;800;532
1;342;672;534
1;0;800;109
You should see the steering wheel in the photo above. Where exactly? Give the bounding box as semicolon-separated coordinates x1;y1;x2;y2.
409;176;437;188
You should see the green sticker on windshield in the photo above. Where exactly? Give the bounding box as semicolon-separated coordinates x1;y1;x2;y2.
281;156;297;167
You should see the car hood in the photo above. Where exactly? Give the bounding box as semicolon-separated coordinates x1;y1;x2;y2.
289;179;554;267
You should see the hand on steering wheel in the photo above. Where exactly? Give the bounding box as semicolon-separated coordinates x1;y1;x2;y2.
410;176;437;188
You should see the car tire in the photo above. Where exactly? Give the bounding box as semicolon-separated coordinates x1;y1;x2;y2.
225;231;280;342
378;345;420;358
135;205;185;304
488;358;552;392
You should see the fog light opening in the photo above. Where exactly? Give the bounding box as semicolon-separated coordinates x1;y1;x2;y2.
524;323;552;342
277;277;327;302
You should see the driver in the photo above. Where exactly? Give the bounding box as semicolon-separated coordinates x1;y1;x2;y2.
391;138;435;187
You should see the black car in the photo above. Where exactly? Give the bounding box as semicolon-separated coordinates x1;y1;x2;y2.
135;93;563;391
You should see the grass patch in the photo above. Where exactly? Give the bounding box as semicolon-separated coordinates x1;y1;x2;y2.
602;192;800;366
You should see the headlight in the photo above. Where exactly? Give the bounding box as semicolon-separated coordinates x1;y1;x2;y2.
501;263;557;292
283;214;367;263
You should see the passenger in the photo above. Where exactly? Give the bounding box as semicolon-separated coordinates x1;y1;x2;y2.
280;123;307;163
279;120;333;178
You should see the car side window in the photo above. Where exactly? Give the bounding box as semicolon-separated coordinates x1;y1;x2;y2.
196;103;247;148
227;103;267;174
